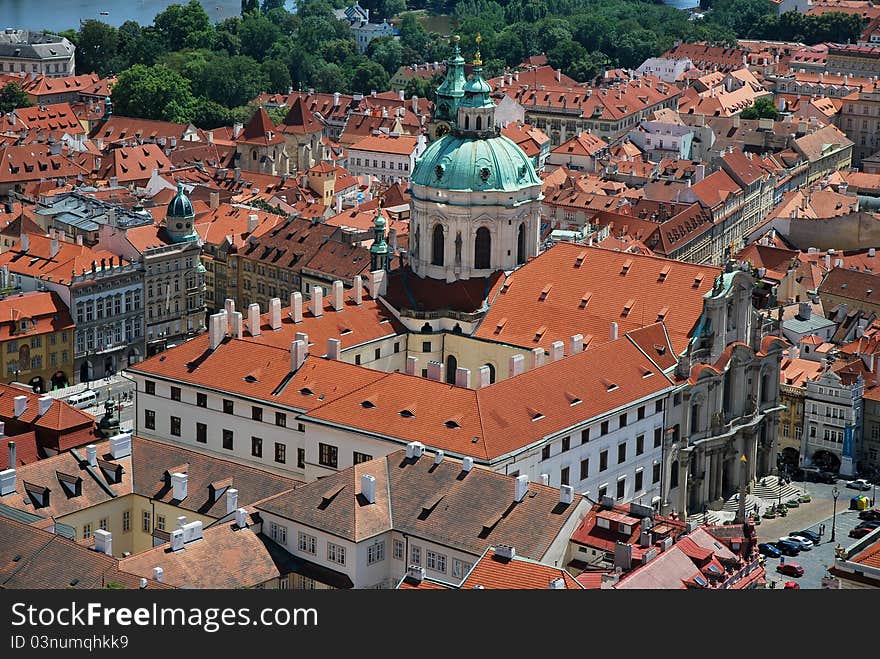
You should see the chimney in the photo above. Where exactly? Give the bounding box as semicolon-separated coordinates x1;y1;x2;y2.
406;565;425;583
170;529;184;551
291;339;306;371
152;567;164;583
209;191;219;209
560;484;574;505
426;360;443;382
50;237;59;258
171;472;188;501
232;122;243;139
269;297;282;330
333;92;340;107
361;474;376;504
235;507;247;529
331;280;344;311
20;233;29;252
0;466;14;496
312;286;323;317
405;355;418;376
509;354;524;377
539;473;550;485
248;303;261;336
7;441;14;469
139;578;147;589
86;444;97;467
295;332;309;353
411;95;418;114
798;300;811;320
550;341;564;362
76;235;83;245
610;322;619;341
569;333;584;355
549;577;565;589
370;269;387;297
462;457;474;473
614;542;633;570
514;474;529;502
290;292;303;322
601;571;621;589
327;337;341;360
207;130;214;144
247;213;259;234
353;275;363;305
405;441;425;459
496;544;516;559
477;365;492;388
209;313;224;350
109;432;131;459
37;395;52;416
455;367;471;388
224;488;240;515
824;253;831;270
93;529;112;555
231;311;243;339
398;89;405;102
530;347;544;370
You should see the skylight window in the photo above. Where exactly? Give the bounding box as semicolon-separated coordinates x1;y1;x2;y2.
300;387;314;396
444;420;460;429
361;400;376;409
399;409;415;418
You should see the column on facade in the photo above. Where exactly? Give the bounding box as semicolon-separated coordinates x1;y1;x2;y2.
699;448;711;505
678;447;692;519
714;449;724;500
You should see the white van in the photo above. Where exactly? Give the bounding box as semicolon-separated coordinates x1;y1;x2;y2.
66;390;98;409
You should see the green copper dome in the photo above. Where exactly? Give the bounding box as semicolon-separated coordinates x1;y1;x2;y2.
167;182;194;219
411;133;542;193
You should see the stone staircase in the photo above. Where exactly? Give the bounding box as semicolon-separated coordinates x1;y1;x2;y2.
749;475;804;505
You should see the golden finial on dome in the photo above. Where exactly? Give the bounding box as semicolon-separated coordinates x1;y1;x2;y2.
474;33;482;66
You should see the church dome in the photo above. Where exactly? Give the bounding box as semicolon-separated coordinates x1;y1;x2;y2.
411;133;542;194
164;182;198;243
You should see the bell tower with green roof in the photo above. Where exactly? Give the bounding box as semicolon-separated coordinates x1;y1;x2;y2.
370;201;391;272
429;35;467;140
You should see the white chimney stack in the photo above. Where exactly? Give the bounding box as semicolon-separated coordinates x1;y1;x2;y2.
170;529;184;552
290;292;303;323
560;484;574;505
426;360;443;382
331;280;344;311
405;441;425;459
86;444;97;467
171;472;188;500
7;440;14;469
496;544;516;560
514;474;529;502
295;332;309;353
353;275;363;305
531;347;544;370
370;269;387;297
50;237;59;258
109;432;132;459
549;577;565;589
139;578;147;589
177;515;187;529
551;341;564;362
209;313;224;350
13;396;27;417
94;529;113;556
20;233;29;252
458;457;472;475
312;286;323;317
405;355;418;375
434;450;444;465
269;297;282;330
455;367;471;388
37;395;52;416
226;488;239;515
327;337;341;360
248;303;261;336
224;298;235;327
0;467;16;496
610;322;619;341
291;339;306;372
509;354;524;377
569;334;584;354
182;520;203;543
152;567;164;582
361;474;376;504
231;311;243;339
477;365;491;388
247;213;259;234
235;507;247;528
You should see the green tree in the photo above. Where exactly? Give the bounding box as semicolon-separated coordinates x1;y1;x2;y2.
76;20;118;76
110;64;197;122
239;11;283;60
368;37;405;75
193;97;233;128
262;58;293;93
398;13;428;53
262;0;288;11
350;61;390;93
154;0;214;51
0;82;32;113
185;53;269;108
740;96;780;120
242;0;260;15
320;38;358;66
313;62;349;92
382;0;406;19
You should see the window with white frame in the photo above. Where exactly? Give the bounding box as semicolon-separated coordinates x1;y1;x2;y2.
426;550;446;573
393;539;404;560
368;541;385;564
298;531;316;555
269;523;287;545
327;542;346;565
410;545;421;565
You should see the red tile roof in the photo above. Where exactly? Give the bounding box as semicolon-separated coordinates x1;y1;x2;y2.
458;548;583;589
99;143;171;183
348;133;420;156
239;107;285;146
0;144;89;184
0;290;74;340
0;232;128;285
279;96;322;135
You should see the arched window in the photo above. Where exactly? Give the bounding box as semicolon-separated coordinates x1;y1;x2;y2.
670;461;679;489
445;355;457;384
517;223;526;265
476;115;482;130
431;225;444;266
690;402;702;434
464;115;470;130
483;363;496;384
474;227;491;269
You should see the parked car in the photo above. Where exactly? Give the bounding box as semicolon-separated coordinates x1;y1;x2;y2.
791;529;821;544
856;520;880;530
849;526;878;539
847;479;872;491
859;509;880;521
783;581;800;589
774;540;801;556
777;562;805;577
759;543;782;558
780;535;813;551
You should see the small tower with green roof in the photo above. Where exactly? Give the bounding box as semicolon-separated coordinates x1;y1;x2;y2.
370;200;391;272
164;182;199;244
430;35;467;140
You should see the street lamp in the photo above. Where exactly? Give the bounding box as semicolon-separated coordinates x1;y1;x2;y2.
831;486;839;543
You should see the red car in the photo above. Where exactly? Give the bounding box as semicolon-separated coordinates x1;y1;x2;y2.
777;563;804;577
849;524;880;539
783;581;800;589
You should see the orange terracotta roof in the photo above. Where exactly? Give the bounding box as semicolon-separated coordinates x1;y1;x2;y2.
239;107;285;146
279;96;322;135
475;243;720;355
459;549;583;589
551;132;608;157
348;133;420;156
99;143;171;183
0;144;89;183
0;290;74;340
0;233;127;285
